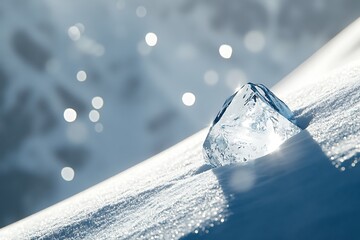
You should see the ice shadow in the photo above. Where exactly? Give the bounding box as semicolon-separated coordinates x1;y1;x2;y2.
183;130;360;240
293;108;312;129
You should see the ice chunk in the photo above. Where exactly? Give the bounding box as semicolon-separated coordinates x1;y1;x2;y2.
203;83;301;167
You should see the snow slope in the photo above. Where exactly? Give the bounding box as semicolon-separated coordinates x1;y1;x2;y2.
1;58;360;239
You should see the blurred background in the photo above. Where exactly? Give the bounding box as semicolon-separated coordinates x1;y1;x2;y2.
0;0;359;228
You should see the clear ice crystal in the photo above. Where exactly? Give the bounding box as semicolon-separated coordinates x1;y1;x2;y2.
203;83;301;167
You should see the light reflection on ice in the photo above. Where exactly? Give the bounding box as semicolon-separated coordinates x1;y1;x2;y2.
203;83;301;167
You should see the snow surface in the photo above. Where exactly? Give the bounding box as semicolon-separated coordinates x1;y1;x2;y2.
1;62;360;239
282;64;360;169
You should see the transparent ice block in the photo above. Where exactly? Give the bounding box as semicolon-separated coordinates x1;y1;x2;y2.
203;83;301;167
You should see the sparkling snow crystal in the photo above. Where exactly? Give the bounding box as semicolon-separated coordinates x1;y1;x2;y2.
203;83;301;167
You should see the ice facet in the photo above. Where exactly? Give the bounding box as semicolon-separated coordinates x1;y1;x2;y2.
203;83;301;167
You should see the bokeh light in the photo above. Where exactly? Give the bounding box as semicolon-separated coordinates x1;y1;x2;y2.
61;167;75;181
244;30;266;53
136;6;147;18
204;70;219;86
92;96;104;109
95;123;104;133
182;92;196;106
89;110;100;123
145;32;158;47
219;44;232;59
68;25;81;41
76;70;87;82
63;108;77;123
